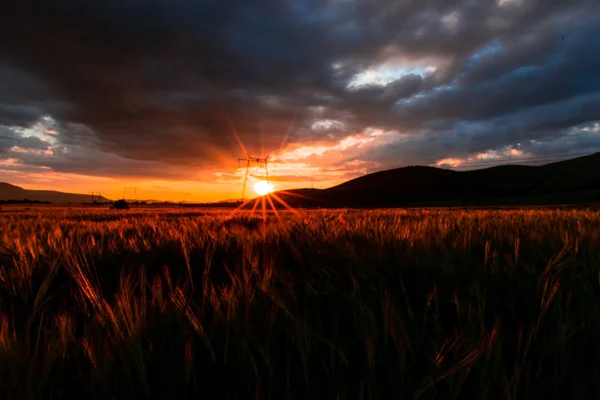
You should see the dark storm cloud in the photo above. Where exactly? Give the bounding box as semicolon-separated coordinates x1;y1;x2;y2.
354;93;600;168
393;25;600;124
1;0;600;178
0;125;51;155
0;104;43;127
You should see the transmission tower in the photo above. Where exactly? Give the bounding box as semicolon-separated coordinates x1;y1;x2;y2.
88;191;104;203
123;186;138;201
238;155;269;200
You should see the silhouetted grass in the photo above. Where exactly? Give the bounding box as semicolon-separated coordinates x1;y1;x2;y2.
1;208;600;399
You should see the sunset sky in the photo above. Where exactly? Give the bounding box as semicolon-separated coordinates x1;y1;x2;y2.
1;0;600;202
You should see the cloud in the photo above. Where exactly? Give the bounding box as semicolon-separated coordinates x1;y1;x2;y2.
0;125;52;155
0;104;45;128
0;0;599;193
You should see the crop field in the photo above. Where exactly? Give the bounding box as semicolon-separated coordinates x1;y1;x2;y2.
1;207;600;399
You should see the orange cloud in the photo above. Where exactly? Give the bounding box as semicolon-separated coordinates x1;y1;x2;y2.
434;147;529;168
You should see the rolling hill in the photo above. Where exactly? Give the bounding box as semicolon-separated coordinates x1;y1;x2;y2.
0;182;110;203
3;152;599;207
266;152;600;208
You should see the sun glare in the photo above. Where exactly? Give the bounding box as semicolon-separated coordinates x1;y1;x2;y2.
253;180;274;196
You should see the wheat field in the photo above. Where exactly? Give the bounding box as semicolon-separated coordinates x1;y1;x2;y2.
1;207;600;398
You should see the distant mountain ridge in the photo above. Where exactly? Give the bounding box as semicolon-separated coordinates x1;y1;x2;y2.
3;152;599;207
0;182;110;203
266;152;600;208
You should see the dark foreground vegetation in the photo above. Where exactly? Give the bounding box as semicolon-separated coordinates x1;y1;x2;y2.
1;208;600;399
0;200;52;205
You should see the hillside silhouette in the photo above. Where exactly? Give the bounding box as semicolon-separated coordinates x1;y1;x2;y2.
0;182;110;203
266;152;600;208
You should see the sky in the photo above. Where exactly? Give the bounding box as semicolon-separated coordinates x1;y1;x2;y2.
1;0;600;202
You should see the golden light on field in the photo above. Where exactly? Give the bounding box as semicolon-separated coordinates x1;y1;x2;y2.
253;180;274;196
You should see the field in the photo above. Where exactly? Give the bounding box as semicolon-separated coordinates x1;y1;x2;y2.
1;207;600;398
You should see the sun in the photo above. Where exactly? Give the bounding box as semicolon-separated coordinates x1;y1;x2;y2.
253;180;274;196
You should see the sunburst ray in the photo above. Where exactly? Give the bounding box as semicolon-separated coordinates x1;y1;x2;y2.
276;189;317;201
224;113;248;157
228;198;254;219
279;110;298;153
266;195;281;222
270;193;301;217
250;197;260;217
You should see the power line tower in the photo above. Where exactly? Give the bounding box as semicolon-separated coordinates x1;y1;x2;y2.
238;155;269;200
123;186;138;201
88;191;104;203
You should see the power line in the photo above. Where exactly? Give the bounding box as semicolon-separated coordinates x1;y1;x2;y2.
238;155;269;200
450;151;596;170
123;186;138;202
363;151;597;173
88;191;104;202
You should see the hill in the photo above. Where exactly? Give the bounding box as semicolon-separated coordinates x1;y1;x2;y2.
265;152;600;208
0;182;111;203
543;152;600;173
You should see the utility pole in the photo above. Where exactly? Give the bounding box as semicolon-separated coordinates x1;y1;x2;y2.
89;192;104;203
238;155;269;200
124;186;139;207
123;186;138;200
